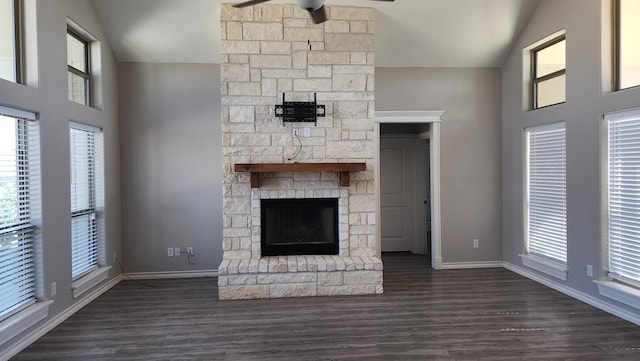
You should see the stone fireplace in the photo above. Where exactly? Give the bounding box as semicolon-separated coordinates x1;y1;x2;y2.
218;3;382;300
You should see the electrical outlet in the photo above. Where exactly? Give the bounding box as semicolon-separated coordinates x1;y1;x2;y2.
51;282;56;296
113;252;117;263
187;247;194;256
175;247;181;256
473;239;479;248
587;264;593;277
167;247;174;257
303;127;311;138
293;128;299;136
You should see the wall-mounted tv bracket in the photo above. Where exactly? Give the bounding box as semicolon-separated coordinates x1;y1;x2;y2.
275;93;325;125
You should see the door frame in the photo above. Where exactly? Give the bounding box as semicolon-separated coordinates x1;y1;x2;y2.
375;110;444;269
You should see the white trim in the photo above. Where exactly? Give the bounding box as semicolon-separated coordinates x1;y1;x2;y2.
66;17;98;42
375;110;444;269
0;275;122;361
595;280;640;310
69;121;102;132
603;107;640;121
519;254;568;281
0;301;53;348
0;106;37;120
71;266;111;299
524;121;566;132
504;262;640;326
374;122;381;259
431;122;442;269
376;111;444;124
125;269;218;280
441;261;503;269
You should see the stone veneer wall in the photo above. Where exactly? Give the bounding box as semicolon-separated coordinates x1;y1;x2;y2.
218;3;382;300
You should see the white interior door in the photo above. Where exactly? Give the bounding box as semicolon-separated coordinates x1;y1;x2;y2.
380;136;414;252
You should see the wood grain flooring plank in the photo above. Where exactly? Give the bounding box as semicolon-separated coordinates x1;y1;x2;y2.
11;253;640;360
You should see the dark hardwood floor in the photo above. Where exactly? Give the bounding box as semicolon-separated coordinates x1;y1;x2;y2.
12;253;640;360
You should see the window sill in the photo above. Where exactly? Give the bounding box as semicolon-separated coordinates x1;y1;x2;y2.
519;254;568;281
71;266;111;299
595;280;640;310
0;300;54;347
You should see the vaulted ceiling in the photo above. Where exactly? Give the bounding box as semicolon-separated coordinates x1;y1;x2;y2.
90;0;539;67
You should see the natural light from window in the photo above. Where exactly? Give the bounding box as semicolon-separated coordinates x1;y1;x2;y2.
0;112;37;321
0;0;17;82
536;40;566;77
619;0;640;89
606;109;640;288
532;36;566;109
67;31;89;105
0;115;20;319
525;123;567;265
0;116;18;226
70;125;103;279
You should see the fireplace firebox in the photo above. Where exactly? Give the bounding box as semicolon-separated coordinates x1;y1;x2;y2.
261;198;339;256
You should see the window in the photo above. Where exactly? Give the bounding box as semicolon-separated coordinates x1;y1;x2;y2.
614;0;640;90
0;0;21;82
67;29;90;105
606;108;640;289
531;35;566;109
0;106;39;321
70;124;104;279
524;123;567;277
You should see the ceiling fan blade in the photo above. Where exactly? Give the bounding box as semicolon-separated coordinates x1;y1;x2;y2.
233;0;272;8
309;5;328;24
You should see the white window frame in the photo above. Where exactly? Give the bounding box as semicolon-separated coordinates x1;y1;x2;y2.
521;122;568;280
0;105;52;348
69;122;109;299
597;108;640;310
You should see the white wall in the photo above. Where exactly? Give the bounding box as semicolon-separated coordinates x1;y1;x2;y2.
118;63;222;273
376;67;503;264
502;0;640;317
0;0;121;355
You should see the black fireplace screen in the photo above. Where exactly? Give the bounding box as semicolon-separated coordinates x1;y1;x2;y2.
261;198;339;256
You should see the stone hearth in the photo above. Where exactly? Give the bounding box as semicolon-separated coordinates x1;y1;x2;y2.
219;3;382;300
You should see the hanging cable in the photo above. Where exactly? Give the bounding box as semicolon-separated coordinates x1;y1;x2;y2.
288;131;303;161
114;256;157;288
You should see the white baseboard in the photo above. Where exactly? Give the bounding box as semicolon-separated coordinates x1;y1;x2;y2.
124;269;218;280
1;274;122;361
441;261;503;269
433;256;443;269
504;262;640;327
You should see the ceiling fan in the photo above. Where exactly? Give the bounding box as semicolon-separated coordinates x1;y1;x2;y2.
233;0;394;24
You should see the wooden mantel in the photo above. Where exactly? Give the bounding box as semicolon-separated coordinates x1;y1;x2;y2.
234;162;366;188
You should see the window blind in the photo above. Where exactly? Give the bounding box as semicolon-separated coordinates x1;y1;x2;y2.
0;111;39;321
607;109;640;288
526;122;567;264
70;125;103;279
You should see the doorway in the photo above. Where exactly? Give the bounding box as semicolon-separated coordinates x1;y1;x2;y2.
380;128;429;259
375;111;443;269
